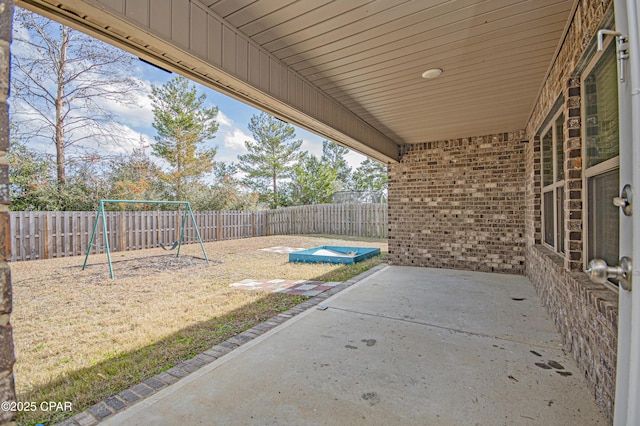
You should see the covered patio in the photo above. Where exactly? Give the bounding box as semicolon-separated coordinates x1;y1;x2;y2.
82;266;607;425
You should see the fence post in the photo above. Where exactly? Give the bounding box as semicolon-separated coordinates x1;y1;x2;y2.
8;213;14;262
265;210;270;236
42;214;49;260
117;213;124;251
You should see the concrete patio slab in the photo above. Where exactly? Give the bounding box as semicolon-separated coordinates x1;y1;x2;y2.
329;266;564;347
101;266;606;426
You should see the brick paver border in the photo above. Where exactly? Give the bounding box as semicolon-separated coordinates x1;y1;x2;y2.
56;264;387;425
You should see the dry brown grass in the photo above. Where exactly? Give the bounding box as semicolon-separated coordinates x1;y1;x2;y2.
10;234;387;425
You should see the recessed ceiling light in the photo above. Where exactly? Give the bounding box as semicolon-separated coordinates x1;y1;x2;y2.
421;68;443;79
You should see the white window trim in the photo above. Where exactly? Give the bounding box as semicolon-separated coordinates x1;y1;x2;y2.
580;38;620;292
541;109;565;254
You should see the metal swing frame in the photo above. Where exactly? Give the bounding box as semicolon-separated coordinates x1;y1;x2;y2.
82;200;209;279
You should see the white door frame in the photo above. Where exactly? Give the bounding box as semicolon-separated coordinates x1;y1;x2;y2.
613;0;639;424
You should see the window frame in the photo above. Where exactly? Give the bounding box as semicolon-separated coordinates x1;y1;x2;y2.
580;38;620;291
540;109;565;254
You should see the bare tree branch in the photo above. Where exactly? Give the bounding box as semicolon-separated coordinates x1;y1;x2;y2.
11;8;143;185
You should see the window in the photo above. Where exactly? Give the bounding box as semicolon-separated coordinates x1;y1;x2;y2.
583;42;619;284
541;111;565;253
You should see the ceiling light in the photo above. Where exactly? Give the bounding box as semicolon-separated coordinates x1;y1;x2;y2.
421;68;443;79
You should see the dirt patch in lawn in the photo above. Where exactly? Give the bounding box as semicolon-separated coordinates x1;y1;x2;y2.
10;234;387;425
70;254;217;282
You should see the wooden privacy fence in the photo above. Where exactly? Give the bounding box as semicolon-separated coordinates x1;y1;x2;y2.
267;203;387;239
9;210;266;262
9;203;387;261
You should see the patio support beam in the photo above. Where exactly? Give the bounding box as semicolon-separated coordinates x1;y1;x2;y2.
16;0;400;163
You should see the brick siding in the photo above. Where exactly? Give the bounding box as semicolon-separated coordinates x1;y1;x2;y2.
564;77;584;272
388;132;526;274
523;1;617;422
527;246;617;422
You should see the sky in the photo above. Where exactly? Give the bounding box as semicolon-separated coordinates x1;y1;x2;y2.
8;9;368;174
130;61;367;169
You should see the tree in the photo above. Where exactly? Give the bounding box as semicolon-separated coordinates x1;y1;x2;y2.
8;139;110;211
7;139;54;210
62;155;110;210
10;8;141;187
149;75;218;201
237;113;302;207
107;146;163;208
288;152;337;205
184;163;258;211
321;140;351;190
209;163;259;210
352;159;388;193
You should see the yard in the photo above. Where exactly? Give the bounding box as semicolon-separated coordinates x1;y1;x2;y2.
10;234;387;425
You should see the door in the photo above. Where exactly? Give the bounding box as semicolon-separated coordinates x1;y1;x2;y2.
612;1;638;424
586;1;638;424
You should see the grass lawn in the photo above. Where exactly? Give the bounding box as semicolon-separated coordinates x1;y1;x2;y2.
10;234;387;425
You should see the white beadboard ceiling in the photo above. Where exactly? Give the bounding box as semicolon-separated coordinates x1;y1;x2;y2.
204;0;573;143
16;0;575;161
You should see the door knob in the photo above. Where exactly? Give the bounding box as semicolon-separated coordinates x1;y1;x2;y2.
586;257;632;291
612;184;632;216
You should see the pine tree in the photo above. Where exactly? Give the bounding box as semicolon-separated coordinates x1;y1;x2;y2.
237;113;302;207
352;159;388;193
321;140;351;190
150;76;218;201
289;153;337;205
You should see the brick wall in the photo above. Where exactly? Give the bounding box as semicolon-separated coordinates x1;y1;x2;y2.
525;0;613;272
0;1;16;425
388;132;526;274
523;1;617;422
525;0;613;137
527;246;617;422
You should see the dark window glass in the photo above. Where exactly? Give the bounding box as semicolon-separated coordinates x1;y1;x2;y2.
542;129;553;187
585;44;619;168
555;115;564;181
557;188;564;253
588;169;619;267
544;191;554;246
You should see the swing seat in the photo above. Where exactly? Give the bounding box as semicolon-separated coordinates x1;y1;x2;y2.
160;241;179;251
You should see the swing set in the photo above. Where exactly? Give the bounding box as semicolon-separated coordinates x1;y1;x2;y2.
82;200;209;279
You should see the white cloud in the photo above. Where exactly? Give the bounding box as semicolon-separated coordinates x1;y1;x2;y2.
223;128;253;151
299;137;367;169
8;92;154;158
97;123;150;154
12;21;31;43
300;138;323;158
55;122;150;157
98;82;155;129
216;110;232;127
344;150;367;169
